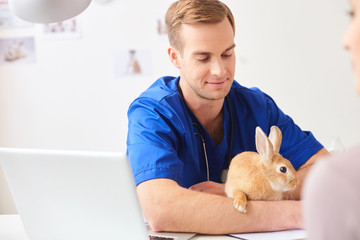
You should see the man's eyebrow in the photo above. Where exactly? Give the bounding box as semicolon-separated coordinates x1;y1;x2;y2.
225;44;236;52
192;44;236;56
192;51;211;56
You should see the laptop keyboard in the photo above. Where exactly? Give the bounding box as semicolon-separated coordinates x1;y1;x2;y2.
149;235;175;240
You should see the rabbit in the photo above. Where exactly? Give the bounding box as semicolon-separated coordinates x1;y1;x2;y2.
225;126;297;213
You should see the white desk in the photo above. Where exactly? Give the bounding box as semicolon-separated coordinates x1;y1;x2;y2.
1;215;306;240
0;215;232;240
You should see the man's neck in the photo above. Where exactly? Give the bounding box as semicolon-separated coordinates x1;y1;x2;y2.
179;82;225;144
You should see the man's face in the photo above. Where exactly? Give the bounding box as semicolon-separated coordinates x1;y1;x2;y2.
174;18;236;103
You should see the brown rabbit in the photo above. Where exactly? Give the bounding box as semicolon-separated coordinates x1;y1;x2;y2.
225;126;297;213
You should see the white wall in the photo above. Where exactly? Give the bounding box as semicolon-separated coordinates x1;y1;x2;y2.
0;0;359;213
0;0;176;152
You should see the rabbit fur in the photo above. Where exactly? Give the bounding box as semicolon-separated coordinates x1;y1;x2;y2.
225;126;297;213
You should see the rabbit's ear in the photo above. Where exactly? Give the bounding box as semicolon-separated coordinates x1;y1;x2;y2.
255;126;274;164
269;126;282;153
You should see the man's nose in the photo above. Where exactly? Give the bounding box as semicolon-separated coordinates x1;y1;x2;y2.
210;58;226;77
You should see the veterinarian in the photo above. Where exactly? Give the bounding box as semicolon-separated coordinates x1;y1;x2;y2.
127;0;328;234
303;0;360;239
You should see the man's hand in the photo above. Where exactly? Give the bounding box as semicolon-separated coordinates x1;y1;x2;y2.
189;181;227;197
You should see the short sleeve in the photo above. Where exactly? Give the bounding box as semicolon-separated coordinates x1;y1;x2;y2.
126;98;184;185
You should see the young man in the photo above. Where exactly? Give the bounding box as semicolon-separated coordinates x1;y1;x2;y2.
127;0;328;234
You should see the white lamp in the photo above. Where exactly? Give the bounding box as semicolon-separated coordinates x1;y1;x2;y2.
8;0;91;23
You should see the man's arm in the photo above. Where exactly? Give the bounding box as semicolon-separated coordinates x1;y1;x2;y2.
137;178;303;234
282;148;330;200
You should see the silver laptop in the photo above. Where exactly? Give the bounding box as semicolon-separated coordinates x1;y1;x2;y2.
0;148;196;240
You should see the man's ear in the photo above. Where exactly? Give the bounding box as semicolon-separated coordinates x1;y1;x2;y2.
168;46;181;69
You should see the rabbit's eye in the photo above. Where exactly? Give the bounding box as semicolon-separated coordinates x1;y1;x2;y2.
280;167;287;173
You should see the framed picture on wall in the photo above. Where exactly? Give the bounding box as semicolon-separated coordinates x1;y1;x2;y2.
113;48;153;78
0;37;36;65
41;18;81;40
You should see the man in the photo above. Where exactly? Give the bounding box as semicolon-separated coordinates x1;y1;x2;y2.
127;0;328;234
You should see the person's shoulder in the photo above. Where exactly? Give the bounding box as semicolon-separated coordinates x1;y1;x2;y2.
310;145;360;185
139;76;180;101
128;76;184;117
229;81;272;103
230;81;265;95
326;146;360;170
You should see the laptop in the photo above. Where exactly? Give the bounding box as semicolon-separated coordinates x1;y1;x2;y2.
0;148;196;240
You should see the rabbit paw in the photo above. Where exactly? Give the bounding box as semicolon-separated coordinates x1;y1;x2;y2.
233;198;247;213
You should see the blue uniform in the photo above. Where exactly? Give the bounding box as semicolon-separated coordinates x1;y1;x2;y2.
127;76;323;188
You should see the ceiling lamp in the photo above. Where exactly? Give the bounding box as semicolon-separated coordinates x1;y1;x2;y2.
8;0;91;23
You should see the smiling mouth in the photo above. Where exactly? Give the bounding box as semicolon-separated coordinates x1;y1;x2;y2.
206;79;227;86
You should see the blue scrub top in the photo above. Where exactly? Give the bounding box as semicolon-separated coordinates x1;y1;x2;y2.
127;76;323;188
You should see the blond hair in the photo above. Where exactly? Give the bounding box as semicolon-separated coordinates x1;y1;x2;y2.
165;0;235;52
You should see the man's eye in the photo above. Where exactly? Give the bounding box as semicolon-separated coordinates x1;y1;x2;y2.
197;57;209;62
222;53;233;58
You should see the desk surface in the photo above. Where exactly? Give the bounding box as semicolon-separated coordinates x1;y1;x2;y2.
1;215;306;240
0;215;232;240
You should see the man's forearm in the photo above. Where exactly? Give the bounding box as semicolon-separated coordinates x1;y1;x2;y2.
137;179;303;234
